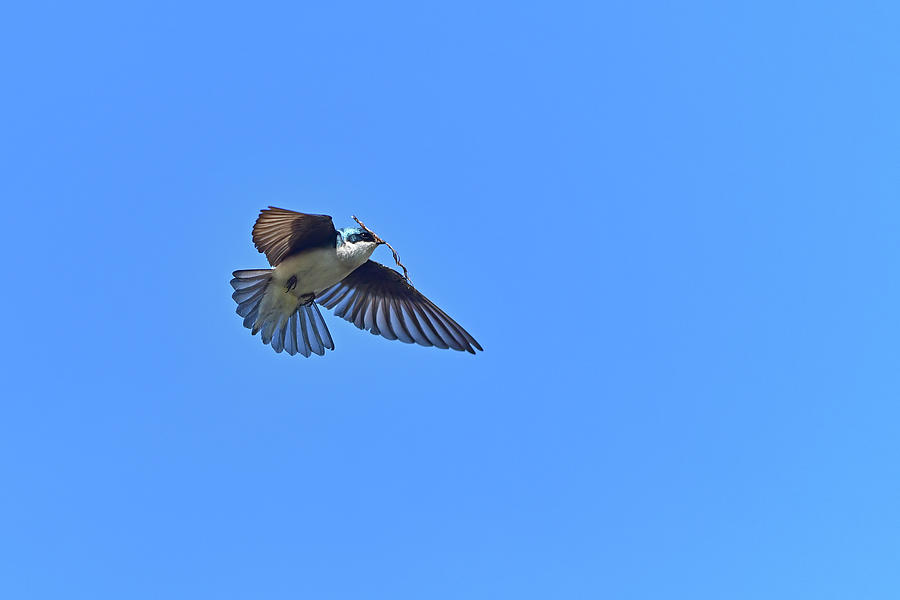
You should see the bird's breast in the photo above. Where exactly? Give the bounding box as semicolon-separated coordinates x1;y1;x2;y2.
273;247;354;296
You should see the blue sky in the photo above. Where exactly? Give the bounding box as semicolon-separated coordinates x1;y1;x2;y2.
2;1;900;598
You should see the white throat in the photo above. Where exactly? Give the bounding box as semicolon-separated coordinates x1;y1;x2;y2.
336;241;378;269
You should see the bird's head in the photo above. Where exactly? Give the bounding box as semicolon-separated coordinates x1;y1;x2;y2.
340;227;380;245
337;227;381;267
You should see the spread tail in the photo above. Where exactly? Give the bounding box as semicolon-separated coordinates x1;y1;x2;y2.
230;269;335;357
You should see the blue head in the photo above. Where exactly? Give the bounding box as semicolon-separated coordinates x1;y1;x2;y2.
336;227;381;267
338;227;378;245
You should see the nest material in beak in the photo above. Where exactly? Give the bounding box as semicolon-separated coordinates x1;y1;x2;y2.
352;215;412;284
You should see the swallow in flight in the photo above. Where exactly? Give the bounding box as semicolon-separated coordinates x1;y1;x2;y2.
230;207;483;357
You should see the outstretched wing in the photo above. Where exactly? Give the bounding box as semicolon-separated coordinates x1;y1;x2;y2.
252;206;338;266
316;260;483;354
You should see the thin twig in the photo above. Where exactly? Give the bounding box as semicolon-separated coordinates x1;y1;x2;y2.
352;215;412;284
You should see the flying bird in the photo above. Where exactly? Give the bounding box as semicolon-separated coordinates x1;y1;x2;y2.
230;207;483;357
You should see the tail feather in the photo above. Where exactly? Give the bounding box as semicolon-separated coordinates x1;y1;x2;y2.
270;313;288;353
230;269;335;357
303;301;334;355
260;314;278;345
285;312;299;356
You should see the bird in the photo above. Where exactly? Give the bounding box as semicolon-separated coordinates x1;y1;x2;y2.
230;207;483;357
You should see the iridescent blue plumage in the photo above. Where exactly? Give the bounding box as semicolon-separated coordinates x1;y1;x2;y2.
232;207;481;356
337;227;369;245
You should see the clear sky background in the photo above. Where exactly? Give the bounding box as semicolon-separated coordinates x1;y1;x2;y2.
2;2;899;598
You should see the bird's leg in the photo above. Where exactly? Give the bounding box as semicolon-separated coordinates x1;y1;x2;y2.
284;275;297;292
298;293;315;306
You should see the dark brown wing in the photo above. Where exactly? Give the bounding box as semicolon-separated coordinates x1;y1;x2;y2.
251;207;338;266
316;260;483;354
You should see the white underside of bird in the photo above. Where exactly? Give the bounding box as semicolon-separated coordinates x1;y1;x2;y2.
231;206;482;357
259;242;377;319
230;239;380;356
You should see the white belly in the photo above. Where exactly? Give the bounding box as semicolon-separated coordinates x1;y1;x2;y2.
272;247;353;296
257;242;377;321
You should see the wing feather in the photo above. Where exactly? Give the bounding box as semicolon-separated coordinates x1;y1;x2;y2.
317;260;482;354
251;207;338;266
